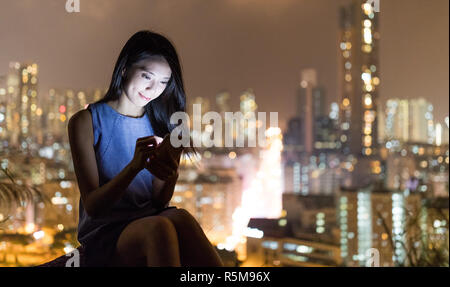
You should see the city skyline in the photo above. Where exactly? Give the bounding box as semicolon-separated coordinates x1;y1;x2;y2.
0;0;448;268
0;0;448;130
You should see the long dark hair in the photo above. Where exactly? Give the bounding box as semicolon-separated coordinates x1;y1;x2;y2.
97;30;197;159
98;30;185;136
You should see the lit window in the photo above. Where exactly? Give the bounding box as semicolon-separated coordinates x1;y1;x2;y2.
364;135;372;147
362;44;372;53
372;77;380;85
363;19;372;28
361;72;371;83
364;94;372;106
363;28;372;44
362;3;373;15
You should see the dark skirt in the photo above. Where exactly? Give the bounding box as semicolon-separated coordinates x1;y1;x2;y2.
82;205;177;267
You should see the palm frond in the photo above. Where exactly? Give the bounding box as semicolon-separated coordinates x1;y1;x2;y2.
0;167;50;222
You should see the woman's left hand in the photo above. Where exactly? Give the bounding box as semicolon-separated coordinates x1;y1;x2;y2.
147;157;179;182
145;134;182;208
145;138;180;182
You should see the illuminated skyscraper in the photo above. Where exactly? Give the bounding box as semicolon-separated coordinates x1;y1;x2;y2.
172;166;242;246
189;96;212;147
383;98;434;144
44;89;66;141
339;186;421;267
19;63;39;148
296;69;332;153
338;0;380;156
410;98;434;144
385;99;409;143
44;88;88;142
216;91;232;147
239;89;258;140
297;69;317;154
4;62;21;147
3;62;41;149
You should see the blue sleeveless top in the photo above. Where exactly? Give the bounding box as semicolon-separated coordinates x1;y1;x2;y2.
77;101;159;244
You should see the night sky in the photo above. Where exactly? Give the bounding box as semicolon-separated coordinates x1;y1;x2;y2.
0;0;448;130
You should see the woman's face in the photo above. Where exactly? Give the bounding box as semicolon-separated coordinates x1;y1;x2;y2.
122;56;172;107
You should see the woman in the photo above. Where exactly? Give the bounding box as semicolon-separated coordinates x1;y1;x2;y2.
68;30;223;267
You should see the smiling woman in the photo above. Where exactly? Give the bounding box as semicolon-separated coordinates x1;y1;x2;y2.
97;30;188;128
115;56;172;109
45;30;224;267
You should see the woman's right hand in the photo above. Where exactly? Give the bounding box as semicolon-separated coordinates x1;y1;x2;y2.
128;135;162;173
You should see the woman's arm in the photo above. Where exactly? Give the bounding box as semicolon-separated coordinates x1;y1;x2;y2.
68;109;141;218
151;173;178;209
146;134;182;208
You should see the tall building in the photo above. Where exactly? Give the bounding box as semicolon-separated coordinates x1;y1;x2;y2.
385;99;409;142
239;89;258;141
189;96;211;147
410;98;434;144
338;0;380;156
44;89;68;142
385;154;416;190
339;186;422;267
215;91;232;147
4;62;21;148
172;166;242;245
312;86;326;120
19;63;40;148
283;117;303;148
315;102;341;151
296;69;333;153
297;69;317;154
314;116;340;151
2;62;42;150
43;88;98;144
282;118;303;194
383;98;434;144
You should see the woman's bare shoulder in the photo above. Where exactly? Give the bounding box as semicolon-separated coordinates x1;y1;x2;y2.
68;109;93;137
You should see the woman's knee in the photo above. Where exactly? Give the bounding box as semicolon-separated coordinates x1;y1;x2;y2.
163;208;202;232
141;216;178;244
114;216;178;265
177;208;199;225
